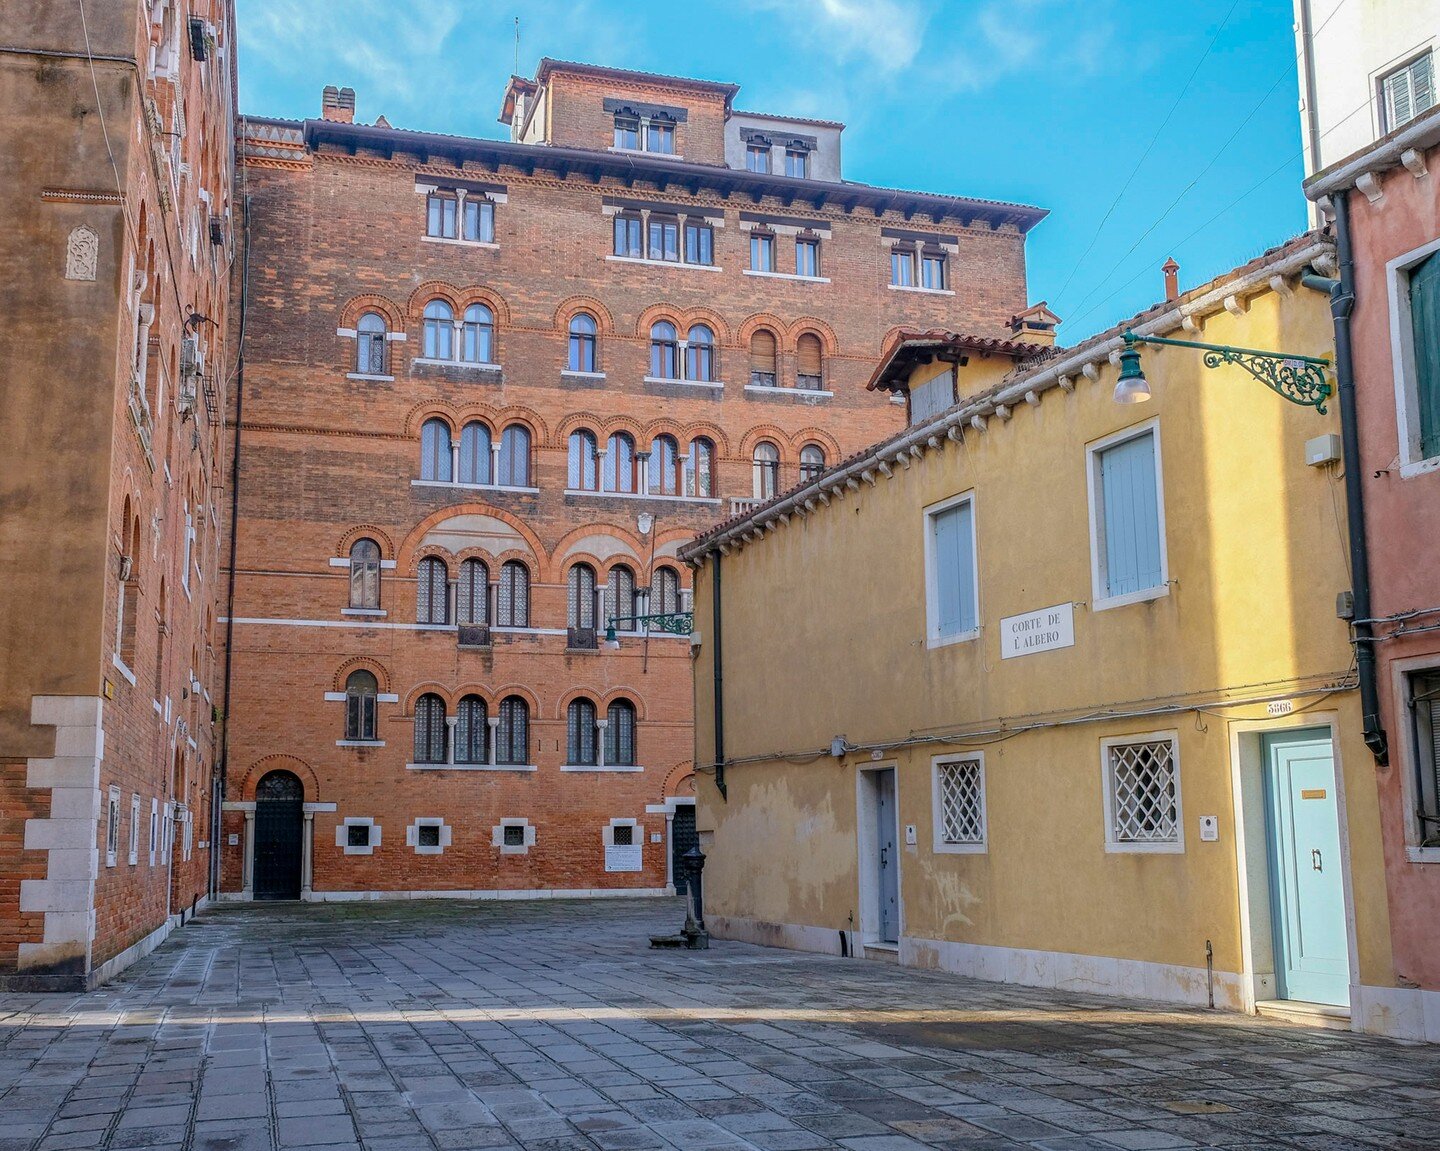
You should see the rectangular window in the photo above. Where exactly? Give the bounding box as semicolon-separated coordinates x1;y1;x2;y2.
613;214;642;258
106;787;120;868
891;248;915;287
921;252;947;290
910;369;955;426
613;117;639;150
612;824;634;846
149;798;158;866
347;823;371;848
933;756;986;853
648;121;675;153
463;198;495;243
1382;51;1436;132
684;222;713;265
647;218;680;262
750;232;775;273
1398;246;1440;465
128;794;141;865
746;144;771;173
785;149;809;178
1103;734;1182;852
924;494;979;646
1089;425;1167;606
426;193;457;239
503;823;525;847
796;238;819;278
418;823;441;848
1410;670;1440;847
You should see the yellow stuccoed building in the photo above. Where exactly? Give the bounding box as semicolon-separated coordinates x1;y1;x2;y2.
681;231;1408;1037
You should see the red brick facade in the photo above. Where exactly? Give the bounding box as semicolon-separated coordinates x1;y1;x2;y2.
219;63;1043;901
0;0;234;987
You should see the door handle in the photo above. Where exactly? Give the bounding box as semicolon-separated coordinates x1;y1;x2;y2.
880;847;888;868
1312;848;1322;872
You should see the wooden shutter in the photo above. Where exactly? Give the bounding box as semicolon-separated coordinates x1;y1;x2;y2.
750;329;777;374
1412;252;1440;459
797;333;822;377
1100;432;1163;597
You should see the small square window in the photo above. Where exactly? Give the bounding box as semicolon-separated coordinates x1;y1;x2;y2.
612;824;634;846
503;824;525;847
417;824;441;848
347;823;371;848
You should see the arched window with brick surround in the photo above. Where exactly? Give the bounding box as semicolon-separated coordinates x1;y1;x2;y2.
345;670;378;741
421;419;452;481
349;539;381;609
569;312;597;372
413;693;446;764
356;312;387;374
423;300;454;360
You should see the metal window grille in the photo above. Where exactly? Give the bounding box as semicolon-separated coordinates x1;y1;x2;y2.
500;425;530;486
503;824;526;847
413;694;446;764
607;701;636;766
417;824;441;847
612;824;634;846
569;565;596;629
457;560;488;625
1411;671;1440;845
498;562;528;627
568;700;598;765
459;422;491;485
497;697;528;765
569;430;599;490
687;438;714;497
651;567;680;615
605;566;635;629
605;433;636;492
937;759;985;845
421;419;452;481
416;557;448;624
456;695;487;763
357;330;387;374
1108;740;1179;844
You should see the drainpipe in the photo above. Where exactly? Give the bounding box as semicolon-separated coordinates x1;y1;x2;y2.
712;555;727;799
1304;193;1388;764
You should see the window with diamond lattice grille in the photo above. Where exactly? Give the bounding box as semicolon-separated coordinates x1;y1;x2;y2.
936;759;985;848
1107;739;1179;846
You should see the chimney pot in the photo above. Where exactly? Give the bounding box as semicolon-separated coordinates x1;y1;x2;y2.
1162;257;1180;302
322;85;355;123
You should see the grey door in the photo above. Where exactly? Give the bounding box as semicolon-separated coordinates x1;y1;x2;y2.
876;769;900;943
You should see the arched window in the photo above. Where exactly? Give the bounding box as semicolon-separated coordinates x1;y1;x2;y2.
651;566;680;615
607;700;637;767
457;558;488;625
497;561;529;627
117;499;140;667
568;312;597;372
686;437;715;498
650;434;681;496
345;670;378;741
462;303;494;364
603;432;636;493
499;425;530;487
413;693;446;764
349;538;381;609
749;329;778;387
456;695;487;764
423;300;454;360
568;429;599;491
357;312;387;374
568;563;596;629
797;332;824;390
753;441;781;499
800;443;826;483
458;421;491;485
416;556;449;624
567;698;598;766
605;565;636;630
686;324;714;382
421;418;452;482
650;321;679;380
497;696;529;766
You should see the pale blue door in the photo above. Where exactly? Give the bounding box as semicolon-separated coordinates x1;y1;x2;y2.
1264;730;1350;1007
876;770;900;943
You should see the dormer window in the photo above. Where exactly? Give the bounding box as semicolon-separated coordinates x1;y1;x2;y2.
785;149;809;178
613;115;640;150
426;187;497;245
648;118;675;154
608;100;685;155
746;143;771;173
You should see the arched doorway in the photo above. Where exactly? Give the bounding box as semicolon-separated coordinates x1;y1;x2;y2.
253;771;303;900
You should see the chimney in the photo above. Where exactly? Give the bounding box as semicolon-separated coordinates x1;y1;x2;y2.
1162;257;1180;302
322;86;355;123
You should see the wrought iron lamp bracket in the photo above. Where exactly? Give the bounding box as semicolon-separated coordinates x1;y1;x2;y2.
605;611;695;641
1123;330;1333;413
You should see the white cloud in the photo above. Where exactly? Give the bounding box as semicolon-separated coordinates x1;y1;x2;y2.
746;0;929;72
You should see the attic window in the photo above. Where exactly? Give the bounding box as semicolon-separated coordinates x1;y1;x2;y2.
613;115;640;150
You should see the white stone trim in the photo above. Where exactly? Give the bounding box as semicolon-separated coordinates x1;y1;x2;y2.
420;235;499;251
409;762;537;772
743;384;834;399
606;254;723;272
336;739;386;748
410;480;540;495
492;817;535;855
405;817;452;855
742;269;830;284
642;375;725;389
561;369;607;381
888;283;955;296
561;763;645;773
346;372;395;382
1386;233;1440;477
340;607;388;617
336;816;380;855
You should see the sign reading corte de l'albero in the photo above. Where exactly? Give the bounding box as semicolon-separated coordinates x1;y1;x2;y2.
999;603;1076;659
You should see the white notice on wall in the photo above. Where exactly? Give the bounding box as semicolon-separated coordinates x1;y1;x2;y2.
605;845;643;873
1000;603;1076;659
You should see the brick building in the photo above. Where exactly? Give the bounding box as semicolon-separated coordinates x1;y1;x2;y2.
0;0;236;988
220;59;1047;901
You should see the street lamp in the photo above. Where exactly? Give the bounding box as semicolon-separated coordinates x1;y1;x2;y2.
603;611;695;649
1111;329;1333;413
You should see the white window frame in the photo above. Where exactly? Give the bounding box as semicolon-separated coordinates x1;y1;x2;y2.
1387;234;1440;478
922;491;981;649
1100;731;1184;854
149;797;158;866
1086;418;1170;611
105;786;120;868
405;817;452;856
336;816;380;856
1391;654;1440;862
931;753;987;855
493;817;534;855
128;793;141;865
1379;49;1436;133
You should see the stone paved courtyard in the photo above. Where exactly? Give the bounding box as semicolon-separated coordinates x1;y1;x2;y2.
2;899;1439;1151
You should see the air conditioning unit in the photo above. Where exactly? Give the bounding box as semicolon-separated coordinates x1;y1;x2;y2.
188;16;209;62
209;215;225;246
567;627;598;651
457;625;491;649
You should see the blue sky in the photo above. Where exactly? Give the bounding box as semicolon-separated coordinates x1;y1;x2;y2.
237;0;1310;340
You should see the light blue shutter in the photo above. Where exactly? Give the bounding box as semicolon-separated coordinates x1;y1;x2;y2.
932;502;976;638
1101;432;1163;597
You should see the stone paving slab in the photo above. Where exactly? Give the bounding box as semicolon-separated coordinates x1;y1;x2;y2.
2;898;1440;1150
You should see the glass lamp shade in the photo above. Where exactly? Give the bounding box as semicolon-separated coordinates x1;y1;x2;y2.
1113;346;1151;404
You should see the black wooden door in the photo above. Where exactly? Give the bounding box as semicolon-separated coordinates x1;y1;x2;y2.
254;771;303;900
671;804;698;895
